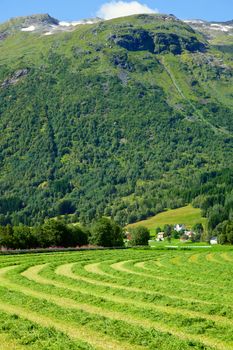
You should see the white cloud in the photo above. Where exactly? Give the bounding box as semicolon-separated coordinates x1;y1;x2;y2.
97;1;158;20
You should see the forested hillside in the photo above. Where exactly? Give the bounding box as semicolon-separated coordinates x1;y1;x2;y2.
0;13;232;228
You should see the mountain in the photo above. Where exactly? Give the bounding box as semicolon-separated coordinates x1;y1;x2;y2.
0;13;232;226
184;19;233;40
0;14;102;40
185;19;233;54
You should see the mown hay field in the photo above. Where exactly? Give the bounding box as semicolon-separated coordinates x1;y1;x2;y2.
0;247;232;350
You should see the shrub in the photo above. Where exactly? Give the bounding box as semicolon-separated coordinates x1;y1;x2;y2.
130;226;150;246
90;218;124;247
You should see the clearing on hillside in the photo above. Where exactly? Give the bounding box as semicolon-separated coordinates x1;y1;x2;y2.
127;205;207;233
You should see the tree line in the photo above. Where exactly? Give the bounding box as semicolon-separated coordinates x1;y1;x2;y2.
191;173;233;244
0;217;150;250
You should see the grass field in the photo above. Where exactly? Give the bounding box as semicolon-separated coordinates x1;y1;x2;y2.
0;247;232;349
127;205;207;234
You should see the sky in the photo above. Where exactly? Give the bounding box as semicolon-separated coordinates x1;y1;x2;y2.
0;0;233;24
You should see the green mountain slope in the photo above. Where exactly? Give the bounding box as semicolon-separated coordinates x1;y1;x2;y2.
0;14;232;225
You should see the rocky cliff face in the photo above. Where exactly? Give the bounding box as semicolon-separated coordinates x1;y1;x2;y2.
110;29;155;53
111;30;206;55
1;69;29;88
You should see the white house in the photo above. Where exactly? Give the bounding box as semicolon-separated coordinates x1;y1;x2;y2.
174;224;185;232
156;232;165;241
210;237;218;245
185;231;194;238
180;230;195;242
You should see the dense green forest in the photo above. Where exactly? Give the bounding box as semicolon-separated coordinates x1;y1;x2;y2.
0;14;232;237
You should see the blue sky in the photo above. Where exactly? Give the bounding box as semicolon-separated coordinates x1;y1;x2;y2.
0;0;233;24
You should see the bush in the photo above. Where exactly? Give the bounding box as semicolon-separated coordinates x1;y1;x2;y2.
36;220;69;248
213;220;233;245
69;226;89;247
226;222;233;244
90;218;124;247
218;233;228;245
130;226;150;246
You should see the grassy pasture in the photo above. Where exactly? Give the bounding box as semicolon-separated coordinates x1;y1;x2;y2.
127;205;207;234
0;247;232;349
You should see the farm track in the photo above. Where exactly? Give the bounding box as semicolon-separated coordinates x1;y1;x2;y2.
0;249;232;349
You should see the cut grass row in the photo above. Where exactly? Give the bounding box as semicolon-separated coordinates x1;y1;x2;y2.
17;260;233;320
38;251;233;315
0;266;229;350
0;284;200;350
0;310;92;350
0;248;232;349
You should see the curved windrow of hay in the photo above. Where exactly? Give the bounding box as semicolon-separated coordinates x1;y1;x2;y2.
0;248;232;350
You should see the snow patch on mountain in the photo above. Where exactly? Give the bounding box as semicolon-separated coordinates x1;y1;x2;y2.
184;20;205;24
210;23;233;32
184;18;233;40
59;21;83;27
41;19;102;35
21;25;36;32
59;19;100;27
59;21;75;27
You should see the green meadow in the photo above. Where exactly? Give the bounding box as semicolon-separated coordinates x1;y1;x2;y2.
127;205;207;234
